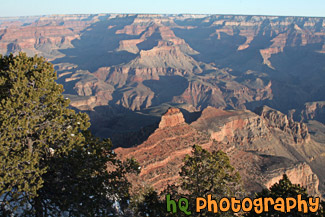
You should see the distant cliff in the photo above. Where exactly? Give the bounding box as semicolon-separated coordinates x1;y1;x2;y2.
1;14;325;118
1;14;325;196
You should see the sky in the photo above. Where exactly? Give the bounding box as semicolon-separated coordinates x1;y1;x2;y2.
0;0;324;18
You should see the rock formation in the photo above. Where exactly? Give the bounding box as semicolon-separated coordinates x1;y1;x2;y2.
290;101;325;124
1;14;325;196
116;107;325;196
1;14;324;118
158;108;185;129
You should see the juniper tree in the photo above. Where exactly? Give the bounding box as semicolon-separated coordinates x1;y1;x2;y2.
246;174;324;217
32;130;140;216
0;53;139;216
131;187;165;217
180;145;241;198
165;145;242;217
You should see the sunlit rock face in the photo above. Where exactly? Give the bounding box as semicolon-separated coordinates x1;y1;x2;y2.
2;14;325;196
1;14;325;116
116;107;324;196
158;108;185;129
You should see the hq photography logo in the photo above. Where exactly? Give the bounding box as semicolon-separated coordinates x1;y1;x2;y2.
166;194;320;215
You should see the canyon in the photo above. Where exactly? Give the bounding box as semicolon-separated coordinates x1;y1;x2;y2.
1;14;325;196
116;107;324;196
1;14;325;116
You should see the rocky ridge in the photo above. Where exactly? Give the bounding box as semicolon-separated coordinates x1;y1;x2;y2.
1;14;325;196
1;14;325;120
116;106;325;196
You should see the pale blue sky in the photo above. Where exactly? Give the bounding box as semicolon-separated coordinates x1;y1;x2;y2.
0;0;324;17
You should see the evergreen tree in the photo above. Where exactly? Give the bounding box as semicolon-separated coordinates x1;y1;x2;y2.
32;131;139;216
246;174;324;217
180;145;241;199
165;145;242;217
131;187;165;217
0;53;139;216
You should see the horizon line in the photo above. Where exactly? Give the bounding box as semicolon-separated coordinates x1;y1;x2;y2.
1;12;325;19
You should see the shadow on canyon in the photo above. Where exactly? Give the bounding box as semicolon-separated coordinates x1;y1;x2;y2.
53;15;139;72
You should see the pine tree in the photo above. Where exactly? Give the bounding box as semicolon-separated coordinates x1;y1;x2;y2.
131;187;165;217
0;53;139;216
180;145;241;199
32;131;140;216
246;174;324;217
165;145;242;217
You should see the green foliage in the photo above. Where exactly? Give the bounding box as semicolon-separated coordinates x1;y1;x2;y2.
31;131;140;216
180;145;241;199
131;186;165;217
246;174;324;217
165;145;242;217
0;53;139;216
